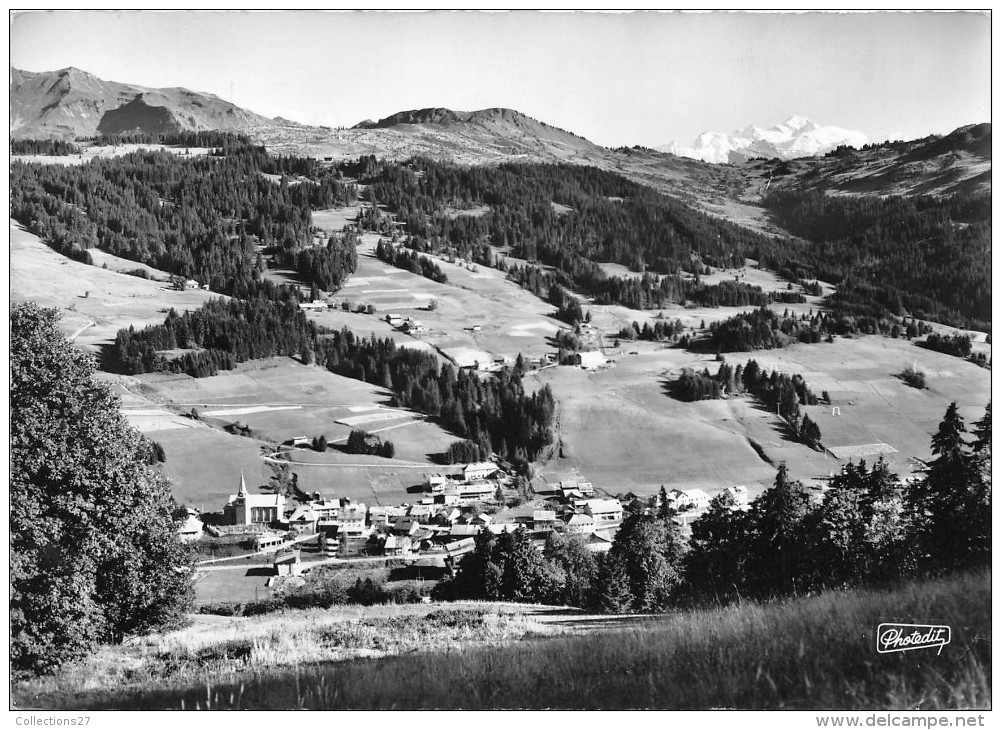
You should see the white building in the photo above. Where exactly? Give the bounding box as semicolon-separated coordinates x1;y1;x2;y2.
425;473;449;492
668;488;711;511
565;513;597;534
578;350;607;370
176;510;203;542
583;498;624;524
223;474;286;525
462;461;499;481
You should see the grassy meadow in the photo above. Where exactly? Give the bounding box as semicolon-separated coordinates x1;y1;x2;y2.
12;571;990;710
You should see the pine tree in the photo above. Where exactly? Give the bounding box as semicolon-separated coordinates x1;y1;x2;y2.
908;402;981;571
743;463;811;597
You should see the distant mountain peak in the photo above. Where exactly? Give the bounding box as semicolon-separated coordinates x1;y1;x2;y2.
659;116;868;164
10;66;270;139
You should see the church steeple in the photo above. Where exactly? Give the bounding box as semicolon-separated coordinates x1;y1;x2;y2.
239;471;248;496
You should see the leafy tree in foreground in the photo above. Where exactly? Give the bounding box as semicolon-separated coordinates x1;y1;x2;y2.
609;513;683;611
11;302;193;675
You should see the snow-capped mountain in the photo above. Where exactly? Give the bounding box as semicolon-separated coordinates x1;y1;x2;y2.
658;116;868;164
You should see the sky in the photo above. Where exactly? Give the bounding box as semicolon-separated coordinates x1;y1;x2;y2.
9;10;992;148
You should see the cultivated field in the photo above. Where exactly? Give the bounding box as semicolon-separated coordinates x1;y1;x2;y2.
106;359;459;510
528;332;991;500
10;219;218;353
313;209;568;367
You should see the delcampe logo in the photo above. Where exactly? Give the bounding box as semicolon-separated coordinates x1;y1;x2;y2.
876;623;951;655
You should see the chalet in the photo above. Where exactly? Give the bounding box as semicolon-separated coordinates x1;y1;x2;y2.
383;534;414;556
583;498;624;524
532;510;557;531
273;550;302;576
463;461;499;481
176;510;204;542
530;477;561;497
443;537;476;556
184;279;200;290
369;505;407;528
336;505;368;536
565;513;596;534
470;513;492;527
452;482;495;501
393;518;422;537
223;474;286;525
299;300;327;311
425;473;449;492
319;523;370;557
667;488;710;511
407;504;434;524
682;488;711;511
287;506;320;535
309;498;342;520
560;479;595;498
449;524;481;539
385;313;404;327
402;319;427;334
577;350;607;370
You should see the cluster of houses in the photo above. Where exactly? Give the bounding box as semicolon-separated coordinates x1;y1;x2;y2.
183;465;754;574
384;313;427;334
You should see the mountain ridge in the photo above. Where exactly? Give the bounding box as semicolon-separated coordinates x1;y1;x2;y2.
10;66;271;139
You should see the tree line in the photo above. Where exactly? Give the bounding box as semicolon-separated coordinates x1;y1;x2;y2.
375;239;448;283
11;138;82;155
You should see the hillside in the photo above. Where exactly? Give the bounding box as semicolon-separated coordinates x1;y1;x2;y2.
254;115;990;239
742;123;992;199
10;66;270;139
12;571;990;710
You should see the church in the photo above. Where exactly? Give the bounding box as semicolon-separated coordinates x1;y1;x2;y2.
223;473;286;525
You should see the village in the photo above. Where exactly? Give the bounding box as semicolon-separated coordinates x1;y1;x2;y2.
177;457;753;594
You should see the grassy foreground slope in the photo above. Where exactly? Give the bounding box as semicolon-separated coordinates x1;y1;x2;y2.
15;571;989;710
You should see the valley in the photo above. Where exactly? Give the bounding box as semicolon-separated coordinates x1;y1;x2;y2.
9;48;991;713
